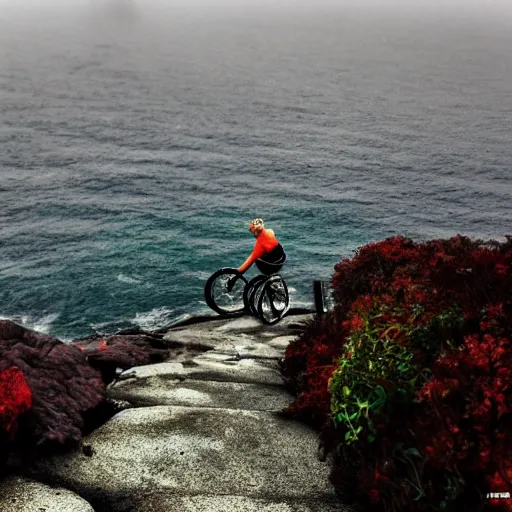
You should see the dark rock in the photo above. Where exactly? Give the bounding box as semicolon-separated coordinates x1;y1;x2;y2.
72;334;170;385
0;320;105;456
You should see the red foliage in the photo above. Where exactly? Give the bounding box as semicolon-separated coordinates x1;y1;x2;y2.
0;367;32;437
281;235;512;512
281;312;348;426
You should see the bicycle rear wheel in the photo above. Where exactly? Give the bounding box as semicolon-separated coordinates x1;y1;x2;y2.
204;268;248;315
243;275;268;316
257;275;290;325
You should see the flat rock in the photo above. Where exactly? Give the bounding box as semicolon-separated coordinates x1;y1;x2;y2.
35;406;339;510
163;329;241;351
0;476;94;512
214;314;314;334
187;357;284;386
118;358;284;387
213;340;285;360
108;377;293;411
135;493;349;512
162;314;313;351
267;335;298;349
213;316;264;332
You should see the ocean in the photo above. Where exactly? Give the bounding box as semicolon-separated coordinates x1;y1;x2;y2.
1;2;511;340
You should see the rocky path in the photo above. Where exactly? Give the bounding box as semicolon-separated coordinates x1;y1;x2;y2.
3;313;349;512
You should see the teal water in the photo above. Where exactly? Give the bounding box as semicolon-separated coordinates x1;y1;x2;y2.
1;5;511;340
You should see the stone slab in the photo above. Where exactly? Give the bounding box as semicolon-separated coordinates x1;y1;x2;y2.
132;493;350;512
189;357;284;386
0;476;94;512
214;314;314;334
118;358;284;387
162;314;313;352
267;335;298;349
35;406;338;506
212;340;286;360
108;378;293;411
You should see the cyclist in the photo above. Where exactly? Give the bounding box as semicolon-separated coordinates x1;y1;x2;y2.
237;218;286;275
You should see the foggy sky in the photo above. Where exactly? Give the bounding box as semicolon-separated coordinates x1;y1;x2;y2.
1;0;511;15
0;0;511;36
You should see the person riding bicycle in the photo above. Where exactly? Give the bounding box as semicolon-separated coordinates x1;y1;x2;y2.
237;218;286;275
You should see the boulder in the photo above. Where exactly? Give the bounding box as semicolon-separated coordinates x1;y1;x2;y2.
0;475;94;512
72;334;170;385
0;320;104;451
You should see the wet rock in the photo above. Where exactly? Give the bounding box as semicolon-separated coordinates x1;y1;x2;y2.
72;334;170;385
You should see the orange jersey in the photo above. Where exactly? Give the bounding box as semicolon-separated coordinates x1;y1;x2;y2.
238;228;279;273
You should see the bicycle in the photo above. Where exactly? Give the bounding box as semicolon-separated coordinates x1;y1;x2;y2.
204;249;290;325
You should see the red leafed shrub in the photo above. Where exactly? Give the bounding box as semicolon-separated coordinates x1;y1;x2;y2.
0;367;32;437
281;310;348;426
281;235;512;512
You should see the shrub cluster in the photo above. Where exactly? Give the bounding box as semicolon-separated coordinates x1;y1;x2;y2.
281;235;512;512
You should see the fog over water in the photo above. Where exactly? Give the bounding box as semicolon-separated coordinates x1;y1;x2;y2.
1;0;511;339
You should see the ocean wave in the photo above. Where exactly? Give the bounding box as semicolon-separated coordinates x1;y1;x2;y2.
90;320;119;331
116;273;142;285
131;307;175;331
0;313;60;335
179;270;213;281
288;299;314;310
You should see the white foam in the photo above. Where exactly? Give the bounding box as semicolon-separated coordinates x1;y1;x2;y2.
180;270;212;281
132;307;175;331
90;320;117;330
0;313;59;335
289;300;314;309
117;273;142;285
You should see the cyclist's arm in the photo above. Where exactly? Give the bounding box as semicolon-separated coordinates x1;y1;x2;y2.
238;242;266;273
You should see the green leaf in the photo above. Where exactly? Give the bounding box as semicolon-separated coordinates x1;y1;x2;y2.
405;448;422;458
368;434;376;443
342;386;351;397
335;413;345;424
344;431;352;441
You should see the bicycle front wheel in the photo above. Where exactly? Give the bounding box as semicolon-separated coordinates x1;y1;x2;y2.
204;268;248;315
257;275;290;325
